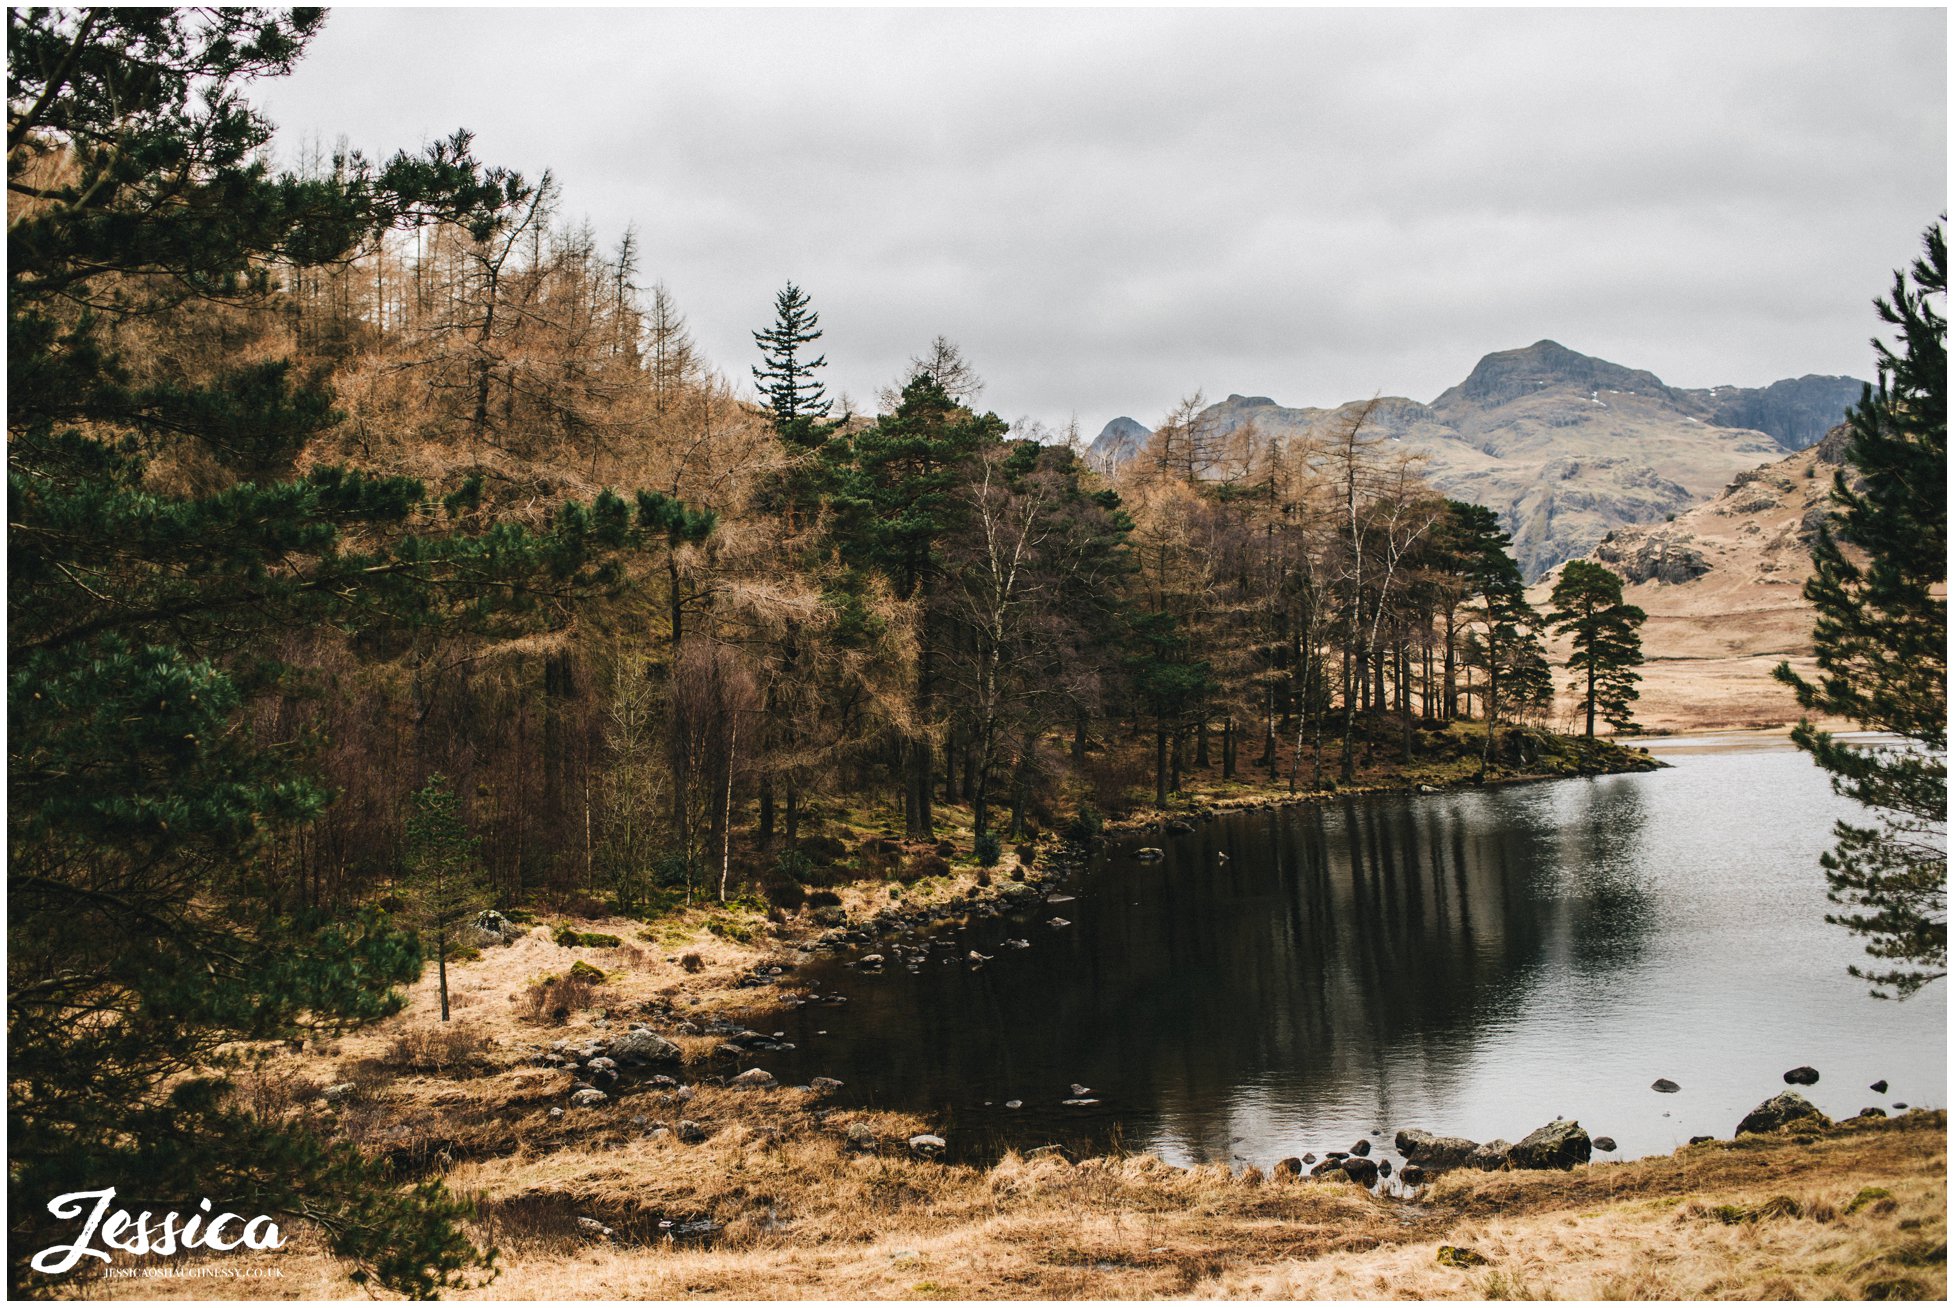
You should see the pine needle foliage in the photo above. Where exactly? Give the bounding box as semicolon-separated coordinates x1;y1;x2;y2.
1776;219;1947;998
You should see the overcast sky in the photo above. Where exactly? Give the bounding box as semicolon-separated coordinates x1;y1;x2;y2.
255;6;1946;437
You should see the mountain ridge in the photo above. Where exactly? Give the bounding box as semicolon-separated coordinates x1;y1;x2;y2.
1086;342;1865;578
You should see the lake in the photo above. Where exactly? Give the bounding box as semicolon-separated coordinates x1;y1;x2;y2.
747;732;1945;1171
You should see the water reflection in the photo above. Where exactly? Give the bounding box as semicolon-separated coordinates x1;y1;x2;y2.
760;747;1942;1168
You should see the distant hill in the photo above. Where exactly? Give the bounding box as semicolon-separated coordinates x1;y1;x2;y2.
1089;341;1864;579
1085;415;1152;472
1530;428;1851;732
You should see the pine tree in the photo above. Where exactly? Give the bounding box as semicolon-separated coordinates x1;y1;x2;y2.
402;776;486;1023
1444;502;1547;773
751;281;840;448
1548;560;1647;736
1776;219;1947;998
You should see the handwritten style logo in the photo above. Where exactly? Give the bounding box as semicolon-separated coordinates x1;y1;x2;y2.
29;1189;286;1274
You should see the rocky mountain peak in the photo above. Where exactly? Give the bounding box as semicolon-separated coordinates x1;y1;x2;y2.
1434;340;1674;413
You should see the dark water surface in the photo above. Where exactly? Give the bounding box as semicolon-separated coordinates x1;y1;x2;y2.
746;734;1945;1170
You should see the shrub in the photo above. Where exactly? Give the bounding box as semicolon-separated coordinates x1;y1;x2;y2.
797;833;849;864
517;971;598;1023
1068;804;1104;842
901;854;951;883
974;832;1001;867
568;960;607;984
679;952;705;974
805;890;842;910
933;839;957;858
380;1024;497;1075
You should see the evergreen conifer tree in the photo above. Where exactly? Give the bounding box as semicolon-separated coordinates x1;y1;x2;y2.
402;776;487;1023
751;282;841;448
1776;219;1947;998
1548;560;1647;736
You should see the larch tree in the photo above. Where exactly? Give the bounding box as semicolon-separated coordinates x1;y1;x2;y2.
1776;219;1947;998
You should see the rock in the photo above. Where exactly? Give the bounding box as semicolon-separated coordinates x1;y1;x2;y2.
1736;1090;1832;1136
606;1029;683;1067
1857;1107;1888;1119
1593;1136;1618;1153
577;1216;613;1239
1395;1129;1479;1171
570;1088;608;1108
809;1076;844;1094
1272;1157;1302;1178
845;1122;877;1151
1651;1078;1681;1093
646;1073;678;1089
1510;1119;1591;1171
1400;1163;1427;1185
1134;848;1165;861
1350;1139;1371;1157
1005;1099;1022;1109
731;1067;777;1089
1417;784;1440;794
1893;1102;1909;1110
1046;917;1071;929
1340;1156;1379;1186
1326;1151;1348;1160
1470;1139;1513;1171
677;1119;709;1144
548;1106;565;1119
1437;1245;1488;1268
858;954;886;970
1165;819;1195;834
1309;1157;1345;1178
1783;1066;1820;1086
1871;1079;1889;1094
908;1133;947;1159
586;1056;617;1074
1301;1152;1317;1164
1070;1083;1092;1096
1378;1159;1393;1177
321;1082;357;1106
1688;1134;1714;1145
1062;1098;1100;1106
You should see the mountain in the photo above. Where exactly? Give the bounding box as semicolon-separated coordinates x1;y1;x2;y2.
1676;374;1867;451
1530;428;1850;732
1092;342;1864;579
1086;415;1152;471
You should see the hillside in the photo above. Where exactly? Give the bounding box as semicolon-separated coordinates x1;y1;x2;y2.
1532;430;1850;732
1088;342;1861;579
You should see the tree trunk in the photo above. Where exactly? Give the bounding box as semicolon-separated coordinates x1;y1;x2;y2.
437;928;451;1023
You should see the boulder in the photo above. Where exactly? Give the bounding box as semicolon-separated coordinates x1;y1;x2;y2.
321;1082;357;1106
1378;1159;1393;1177
809;1076;844;1094
1688;1134;1715;1146
1593;1136;1618;1153
908;1133;947;1159
1469;1139;1513;1172
1857;1107;1888;1120
1400;1163;1427;1186
1349;1139;1371;1157
606;1029;683;1068
1301;1153;1317;1164
570;1088;608;1108
1736;1090;1831;1136
1309;1157;1345;1178
730;1067;776;1089
1340;1156;1380;1186
1395;1129;1479;1171
677;1119;708;1143
1870;1079;1889;1094
1651;1078;1681;1094
1135;848;1166;861
1510;1119;1591;1171
1783;1066;1820;1086
1272;1157;1302;1179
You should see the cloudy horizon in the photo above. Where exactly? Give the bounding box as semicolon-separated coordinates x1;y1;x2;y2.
254;6;1946;438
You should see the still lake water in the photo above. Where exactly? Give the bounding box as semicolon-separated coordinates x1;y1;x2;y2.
750;733;1945;1170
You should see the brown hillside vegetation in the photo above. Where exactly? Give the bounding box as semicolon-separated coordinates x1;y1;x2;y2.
1532;430;1851;733
71;910;1945;1301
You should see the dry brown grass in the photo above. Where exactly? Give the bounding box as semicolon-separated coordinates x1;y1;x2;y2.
63;892;1945;1302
